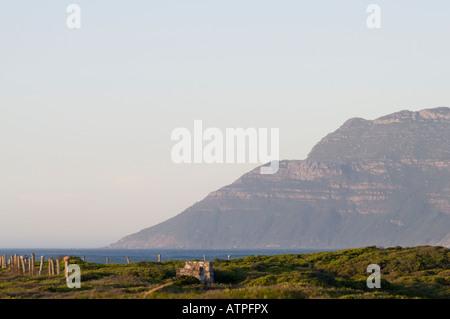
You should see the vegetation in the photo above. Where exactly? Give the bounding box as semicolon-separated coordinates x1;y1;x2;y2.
0;246;449;299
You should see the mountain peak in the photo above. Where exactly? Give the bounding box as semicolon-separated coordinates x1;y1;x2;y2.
307;107;450;162
374;107;450;124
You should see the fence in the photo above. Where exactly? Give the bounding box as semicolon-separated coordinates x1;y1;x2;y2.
0;253;68;276
0;253;203;275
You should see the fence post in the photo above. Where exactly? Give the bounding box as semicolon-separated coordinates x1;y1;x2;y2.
31;253;35;275
20;256;26;274
63;256;70;280
158;254;161;262
49;258;55;275
56;258;61;275
39;256;44;275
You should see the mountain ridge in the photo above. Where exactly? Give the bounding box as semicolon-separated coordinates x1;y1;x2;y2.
109;107;450;249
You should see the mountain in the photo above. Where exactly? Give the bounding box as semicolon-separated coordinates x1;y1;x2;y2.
109;107;450;249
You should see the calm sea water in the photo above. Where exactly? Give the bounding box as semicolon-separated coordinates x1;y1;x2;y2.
0;248;333;264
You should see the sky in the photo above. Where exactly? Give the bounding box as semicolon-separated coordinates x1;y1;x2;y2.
1;1;450;248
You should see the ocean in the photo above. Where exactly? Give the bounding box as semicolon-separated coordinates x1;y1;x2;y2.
0;248;334;264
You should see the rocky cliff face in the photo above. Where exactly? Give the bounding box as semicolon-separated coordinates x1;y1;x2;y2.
110;107;450;249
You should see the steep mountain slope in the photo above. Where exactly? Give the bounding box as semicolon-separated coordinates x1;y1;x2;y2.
110;107;450;249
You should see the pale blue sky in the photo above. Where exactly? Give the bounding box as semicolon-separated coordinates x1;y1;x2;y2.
1;1;450;247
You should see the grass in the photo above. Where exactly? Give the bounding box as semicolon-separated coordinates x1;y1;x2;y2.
0;246;449;299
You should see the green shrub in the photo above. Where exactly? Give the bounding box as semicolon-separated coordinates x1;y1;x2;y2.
215;268;248;284
80;272;112;281
248;275;278;286
173;275;200;286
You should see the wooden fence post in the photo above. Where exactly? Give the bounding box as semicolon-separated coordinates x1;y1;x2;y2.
39;256;44;275
158;254;161;262
63;256;70;280
20;256;26;274
126;256;130;264
17;255;20;272
49;258;55;275
106;257;109;264
56;259;61;275
31;253;35;275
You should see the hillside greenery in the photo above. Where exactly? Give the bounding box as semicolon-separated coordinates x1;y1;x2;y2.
0;246;449;299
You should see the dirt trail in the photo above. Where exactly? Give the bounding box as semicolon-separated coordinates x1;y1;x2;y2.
142;282;174;298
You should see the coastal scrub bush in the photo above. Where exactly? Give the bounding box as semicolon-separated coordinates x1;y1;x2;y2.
173;275;200;286
247;275;278;286
214;268;248;284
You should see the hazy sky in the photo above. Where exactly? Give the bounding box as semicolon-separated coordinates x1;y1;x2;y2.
1;1;450;248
